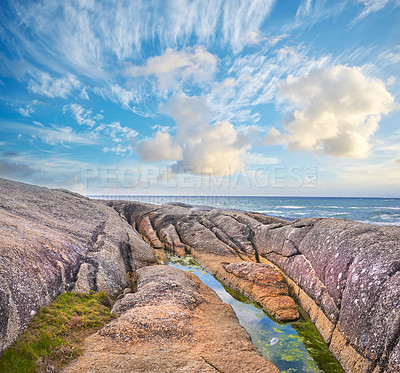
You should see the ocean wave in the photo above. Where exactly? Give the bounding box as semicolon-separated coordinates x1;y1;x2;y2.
310;205;343;209
371;207;400;210
357;220;400;226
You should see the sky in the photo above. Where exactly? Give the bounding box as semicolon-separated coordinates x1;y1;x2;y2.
0;0;399;197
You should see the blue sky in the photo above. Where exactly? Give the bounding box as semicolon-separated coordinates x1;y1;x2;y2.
0;0;399;197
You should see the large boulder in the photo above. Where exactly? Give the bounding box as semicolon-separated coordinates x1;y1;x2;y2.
0;178;156;355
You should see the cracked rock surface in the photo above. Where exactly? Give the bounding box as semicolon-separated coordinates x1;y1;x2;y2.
0;178;156;354
1;178;399;373
64;265;279;373
110;200;400;373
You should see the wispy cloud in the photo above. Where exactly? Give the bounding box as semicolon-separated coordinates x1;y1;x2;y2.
34;125;96;146
93;84;151;116
17;105;33;117
79;87;89;100
126;46;217;90
353;0;400;23
1;0;276;82
28;72;81;98
63;104;99;128
208;44;331;124
286;0;347;32
96;121;138;144
0;121;96;146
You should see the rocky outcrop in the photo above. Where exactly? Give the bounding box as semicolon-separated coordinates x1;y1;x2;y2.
64;265;279;373
219;261;299;321
0;178;156;355
1;178;399;373
110;200;400;373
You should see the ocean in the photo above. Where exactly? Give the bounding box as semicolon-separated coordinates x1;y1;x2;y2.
91;195;400;226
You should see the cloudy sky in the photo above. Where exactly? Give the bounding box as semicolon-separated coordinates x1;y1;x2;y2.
0;0;399;196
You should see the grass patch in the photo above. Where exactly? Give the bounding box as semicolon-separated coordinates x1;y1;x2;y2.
0;291;116;373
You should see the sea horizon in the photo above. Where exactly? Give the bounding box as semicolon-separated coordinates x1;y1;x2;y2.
87;194;400;226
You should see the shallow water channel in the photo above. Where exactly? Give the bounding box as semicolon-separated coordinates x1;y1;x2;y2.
168;254;344;373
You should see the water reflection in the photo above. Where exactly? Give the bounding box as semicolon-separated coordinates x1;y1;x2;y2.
168;254;344;373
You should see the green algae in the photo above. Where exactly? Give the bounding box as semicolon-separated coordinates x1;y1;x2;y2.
0;291;115;373
168;253;344;373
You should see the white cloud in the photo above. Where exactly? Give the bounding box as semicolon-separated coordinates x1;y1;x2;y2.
137;94;251;176
289;0;347;31
96;121;138;143
79;87;89;100
207;44;330;124
265;34;290;47
266;65;397;158
244;153;280;165
126;46;217;90
354;0;400;22
17;106;33;117
2;0;276;84
243;31;265;45
63;104;96;127
103;144;131;156
28;72;81;98
171;120;249;176
159;94;215;140
93;84;149;116
0;120;95;146
62;104;137;155
137;131;183;162
377;46;400;67
34;125;96;146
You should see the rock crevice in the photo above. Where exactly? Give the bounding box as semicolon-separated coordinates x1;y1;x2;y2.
108;200;400;373
65;266;279;373
0;178;156;354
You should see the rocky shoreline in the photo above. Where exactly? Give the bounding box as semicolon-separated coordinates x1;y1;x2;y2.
109;200;400;373
1;178;399;372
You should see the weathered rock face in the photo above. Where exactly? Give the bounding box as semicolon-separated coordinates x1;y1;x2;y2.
110;200;400;373
219;262;299;321
2;178;399;373
64;265;279;373
0;178;156;355
110;201;300;322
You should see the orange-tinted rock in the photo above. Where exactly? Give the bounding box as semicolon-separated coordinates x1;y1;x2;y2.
136;215;164;249
64;266;279;373
220;262;299;321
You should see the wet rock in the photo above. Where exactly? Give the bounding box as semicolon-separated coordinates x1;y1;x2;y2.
219;262;299;321
65;266;279;373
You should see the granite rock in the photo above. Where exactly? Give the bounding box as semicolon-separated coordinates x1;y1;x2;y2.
0;178;156;355
110;200;400;373
64;266;279;373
